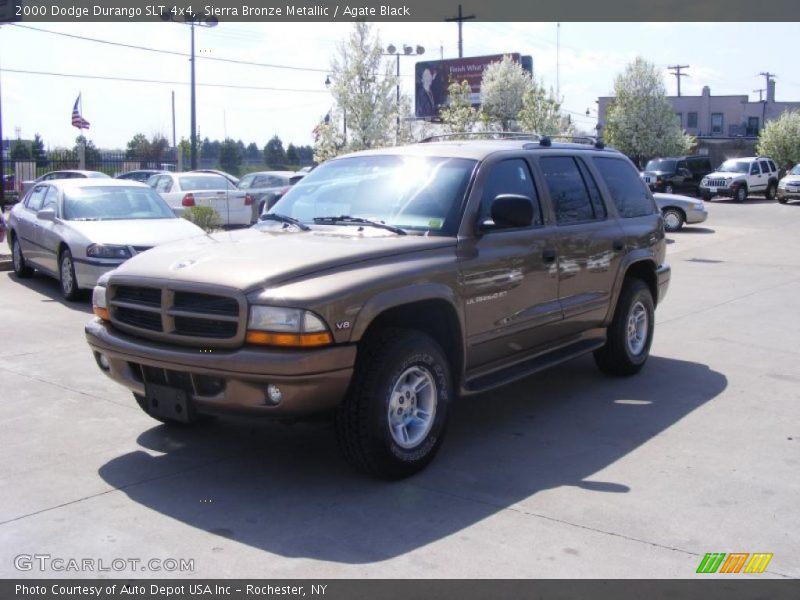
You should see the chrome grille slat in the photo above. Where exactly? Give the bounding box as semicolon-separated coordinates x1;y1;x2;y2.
706;178;728;187
166;308;239;322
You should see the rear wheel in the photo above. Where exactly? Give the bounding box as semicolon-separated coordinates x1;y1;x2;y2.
594;279;655;376
335;328;452;479
662;208;685;232
778;196;788;204
11;235;34;278
58;248;81;301
765;182;777;200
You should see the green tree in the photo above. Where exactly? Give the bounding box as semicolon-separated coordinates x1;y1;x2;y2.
440;79;478;136
286;143;299;165
74;135;101;164
313;114;344;164
245;142;261;161
31;134;47;167
126;133;149;159
9;139;32;160
756;110;800;169
218;138;243;175
480;55;533;131
517;81;563;136
603;57;695;167
264;135;286;166
329;21;399;150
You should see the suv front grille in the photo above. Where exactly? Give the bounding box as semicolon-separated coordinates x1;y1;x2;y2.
706;178;729;188
108;284;244;347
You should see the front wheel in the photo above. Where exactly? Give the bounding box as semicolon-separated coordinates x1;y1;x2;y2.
662;208;684;232
594;279;655;376
59;248;81;301
735;185;748;203
335;328;452;479
765;182;777;200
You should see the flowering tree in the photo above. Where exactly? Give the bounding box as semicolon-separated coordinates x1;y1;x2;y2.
479;56;533;131
517;80;563;136
757;110;800;169
440;79;478;136
603;57;694;167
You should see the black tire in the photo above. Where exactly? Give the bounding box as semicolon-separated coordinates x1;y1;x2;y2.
765;182;777;200
662;208;685;232
734;184;748;203
58;248;82;301
594;278;655;377
11;235;34;278
664;184;674;194
778;196;788;204
702;192;713;201
335;328;452;479
133;393;203;426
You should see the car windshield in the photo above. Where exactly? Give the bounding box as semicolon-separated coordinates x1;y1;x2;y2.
87;172;111;178
264;155;477;235
645;159;676;172
179;175;231;190
718;160;750;173
237;175;256;190
790;165;800;175
63;186;176;220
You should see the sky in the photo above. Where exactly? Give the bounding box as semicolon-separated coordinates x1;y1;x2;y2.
1;21;799;150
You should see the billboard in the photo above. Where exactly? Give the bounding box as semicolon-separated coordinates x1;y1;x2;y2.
414;54;533;119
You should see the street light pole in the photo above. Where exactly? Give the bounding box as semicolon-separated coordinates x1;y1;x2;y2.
190;21;196;170
384;44;425;143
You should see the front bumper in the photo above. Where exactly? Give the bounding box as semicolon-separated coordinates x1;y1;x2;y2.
699;184;736;198
85;318;356;417
656;263;671;305
777;188;800;200
74;259;124;290
685;206;708;225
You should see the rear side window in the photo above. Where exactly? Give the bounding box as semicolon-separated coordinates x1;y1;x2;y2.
759;160;770;174
479;159;542;227
540;157;599;224
768;160;777;172
593;157;656;218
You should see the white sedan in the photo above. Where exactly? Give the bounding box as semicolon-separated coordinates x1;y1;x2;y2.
6;179;204;300
653;192;709;232
147;172;252;226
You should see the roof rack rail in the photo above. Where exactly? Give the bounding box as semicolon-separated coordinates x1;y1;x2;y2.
547;135;606;149
419;131;543;143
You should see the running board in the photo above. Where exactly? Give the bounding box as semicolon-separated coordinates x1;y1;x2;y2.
463;338;605;394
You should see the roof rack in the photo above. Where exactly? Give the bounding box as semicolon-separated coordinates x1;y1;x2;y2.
419;132;543;143
547;135;606;149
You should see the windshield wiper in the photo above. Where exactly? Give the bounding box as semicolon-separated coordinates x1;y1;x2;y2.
259;213;310;231
313;215;407;235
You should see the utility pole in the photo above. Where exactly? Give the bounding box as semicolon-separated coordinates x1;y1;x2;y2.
445;4;475;59
753;89;765;102
171;90;176;148
758;71;776;97
556;23;560;99
667;65;690;97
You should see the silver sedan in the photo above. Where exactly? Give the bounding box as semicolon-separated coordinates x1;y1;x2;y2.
654;192;708;232
6;179;205;300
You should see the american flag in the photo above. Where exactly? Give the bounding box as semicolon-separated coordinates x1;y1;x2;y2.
71;94;90;129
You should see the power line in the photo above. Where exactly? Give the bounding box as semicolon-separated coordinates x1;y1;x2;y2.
667;65;690;97
0;67;329;93
10;23;330;74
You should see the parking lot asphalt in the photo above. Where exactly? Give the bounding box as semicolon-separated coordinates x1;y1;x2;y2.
0;197;798;579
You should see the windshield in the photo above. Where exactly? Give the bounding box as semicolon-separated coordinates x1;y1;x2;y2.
63;186;176;220
645;159;677;172
179;175;232;190
718;160;750;173
265;155;476;235
790;165;800;176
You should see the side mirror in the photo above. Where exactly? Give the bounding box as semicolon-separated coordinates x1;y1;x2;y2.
37;208;56;221
482;194;534;230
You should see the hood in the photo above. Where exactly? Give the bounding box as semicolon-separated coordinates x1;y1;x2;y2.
642;170;672;176
109;226;455;291
780;174;800;184
66;218;205;246
704;171;744;179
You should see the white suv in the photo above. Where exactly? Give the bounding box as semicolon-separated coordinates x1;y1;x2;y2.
699;156;780;202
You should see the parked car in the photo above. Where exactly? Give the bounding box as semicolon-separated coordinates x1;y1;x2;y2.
653;192;708;232
116;169;167;183
86;136;670;479
699;156;780;202
3;174;14;193
21;170;109;194
6;179;204;300
190;169;239;186
640;155;713;196
147;172;252;227
777;164;800;204
237;170;306;221
0;212;6;244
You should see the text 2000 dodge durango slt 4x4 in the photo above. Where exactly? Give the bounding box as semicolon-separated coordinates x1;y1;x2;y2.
86;136;670;479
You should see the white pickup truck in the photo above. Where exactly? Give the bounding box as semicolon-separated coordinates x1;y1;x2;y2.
148;172;252;226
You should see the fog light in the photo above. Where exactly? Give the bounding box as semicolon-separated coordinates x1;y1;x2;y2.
95;352;110;372
266;384;282;405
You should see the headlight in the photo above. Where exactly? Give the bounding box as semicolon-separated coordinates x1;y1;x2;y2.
693;201;705;210
86;244;131;259
92;284;109;321
246;306;331;347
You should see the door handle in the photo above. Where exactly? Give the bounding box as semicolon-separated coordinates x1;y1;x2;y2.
612;239;625;251
542;248;557;263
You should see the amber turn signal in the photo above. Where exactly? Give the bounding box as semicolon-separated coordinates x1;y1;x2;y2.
246;331;332;348
93;306;110;321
